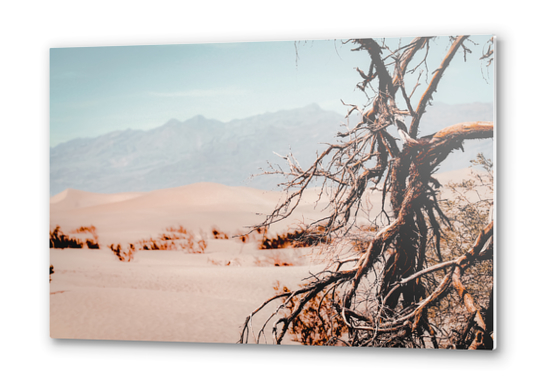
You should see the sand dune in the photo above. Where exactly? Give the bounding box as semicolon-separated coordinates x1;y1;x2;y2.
50;167;482;245
51;182;330;215
51;188;144;210
50;182;335;244
49;168;486;344
50;182;336;343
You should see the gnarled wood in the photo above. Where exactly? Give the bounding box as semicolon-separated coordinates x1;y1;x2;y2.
241;35;495;349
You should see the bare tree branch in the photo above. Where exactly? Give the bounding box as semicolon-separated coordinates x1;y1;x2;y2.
242;36;495;349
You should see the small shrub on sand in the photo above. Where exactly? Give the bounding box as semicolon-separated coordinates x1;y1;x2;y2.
236;234;248;243
50;225;101;249
109;243;136;262
211;227;229;240
273;281;349;346
50;226;83;249
254;251;296;267
231;227;267;243
137;225;207;253
73;225;100;249
208;257;241;266
49;265;54;282
259;227;330;250
108;225;206;262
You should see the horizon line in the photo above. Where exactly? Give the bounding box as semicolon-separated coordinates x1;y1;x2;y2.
50;101;492;148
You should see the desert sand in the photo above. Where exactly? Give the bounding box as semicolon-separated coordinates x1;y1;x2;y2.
49;168;485;344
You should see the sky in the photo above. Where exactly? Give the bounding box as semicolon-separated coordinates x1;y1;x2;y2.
50;35;494;147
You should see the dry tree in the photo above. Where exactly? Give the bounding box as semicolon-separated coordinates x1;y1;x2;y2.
239;35;494;349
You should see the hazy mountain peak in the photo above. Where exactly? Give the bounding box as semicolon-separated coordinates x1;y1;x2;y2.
50;103;493;196
163;118;182;126
303;103;322;111
186;114;206;122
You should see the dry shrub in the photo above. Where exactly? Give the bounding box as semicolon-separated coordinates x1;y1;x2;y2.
211;227;229;240
207;257;241;266
50;226;83;249
109;243;136;262
136;225;207;253
233;227;266;243
73;225;100;249
360;224;378;232
107;225;206;262
259;226;330;250
50;225;102;249
254;251;298;267
233;231;249;243
237;234;248;243
350;226;377;253
273;281;349;346
211;226;267;244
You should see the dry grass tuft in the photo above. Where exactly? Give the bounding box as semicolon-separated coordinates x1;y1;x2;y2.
259;227;330;250
109;243;136;262
50;226;83;249
136;225;207;253
253;251;299;267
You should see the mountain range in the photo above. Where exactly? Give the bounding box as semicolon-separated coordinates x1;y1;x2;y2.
50;102;494;196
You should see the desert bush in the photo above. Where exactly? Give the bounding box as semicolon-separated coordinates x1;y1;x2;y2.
50;225;101;249
423;154;494;348
235;233;248;243
259;227;330;250
233;227;268;243
73;225;100;249
107;225;206;261
209;226;259;243
273;281;349;346
136;225;207;253
49;226;83;248
109;243;136;262
211;227;229;240
254;251;296;267
208;257;241;266
49;265;54;282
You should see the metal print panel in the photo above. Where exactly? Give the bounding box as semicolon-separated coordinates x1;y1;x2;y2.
50;35;495;349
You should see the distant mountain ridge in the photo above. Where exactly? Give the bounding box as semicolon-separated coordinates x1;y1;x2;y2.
50;102;493;196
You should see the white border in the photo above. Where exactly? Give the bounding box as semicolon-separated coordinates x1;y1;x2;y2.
1;1;537;383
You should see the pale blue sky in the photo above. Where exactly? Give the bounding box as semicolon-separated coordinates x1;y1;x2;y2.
50;35;494;147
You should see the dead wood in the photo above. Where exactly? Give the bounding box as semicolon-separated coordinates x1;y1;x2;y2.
241;35;495;349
